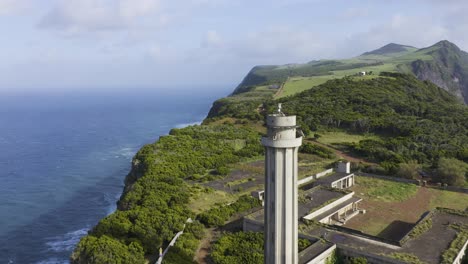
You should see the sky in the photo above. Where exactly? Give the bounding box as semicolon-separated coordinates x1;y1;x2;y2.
1;0;468;93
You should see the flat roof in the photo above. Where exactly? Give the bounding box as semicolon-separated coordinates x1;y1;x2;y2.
311;196;362;221
299;187;347;218
314;172;353;185
246;187;349;222
303;210;468;264
299;240;335;264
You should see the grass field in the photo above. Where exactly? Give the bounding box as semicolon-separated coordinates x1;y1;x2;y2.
189;189;237;214
277;75;337;98
331;63;398;77
278;74;382;99
354;176;419;202
297;153;335;179
316;131;380;145
429;188;468;210
346;176;468;237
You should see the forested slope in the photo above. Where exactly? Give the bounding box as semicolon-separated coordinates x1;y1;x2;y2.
71;125;263;263
209;73;468;173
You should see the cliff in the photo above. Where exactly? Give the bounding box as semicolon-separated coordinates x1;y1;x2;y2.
231;40;468;104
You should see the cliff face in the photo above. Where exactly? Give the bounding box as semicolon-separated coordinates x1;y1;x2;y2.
231;40;468;104
410;41;468;104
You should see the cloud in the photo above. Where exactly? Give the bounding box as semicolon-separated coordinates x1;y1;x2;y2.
0;0;29;15
38;0;162;34
339;14;451;57
202;30;223;48
338;7;369;20
229;28;334;63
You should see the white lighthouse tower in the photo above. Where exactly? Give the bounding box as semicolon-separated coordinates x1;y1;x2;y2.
261;104;302;264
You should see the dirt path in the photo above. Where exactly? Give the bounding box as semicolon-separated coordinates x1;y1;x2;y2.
194;228;218;264
273;77;289;98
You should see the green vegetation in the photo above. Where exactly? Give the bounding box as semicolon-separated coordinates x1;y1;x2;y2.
316;131;379;145
300;142;336;159
211;73;468;177
397;160;421;179
346;257;368;264
408;217;432;239
71;235;145;264
231;41;468;103
354;176;419;202
189;189;235;214
211;232;264;264
71;125;263;263
73;41;468;263
441;223;468;264
198;195;261;227
436;157;468;186
279;75;337;98
429;189;468;211
211;231;312;264
388;253;424;264
274;74;468;168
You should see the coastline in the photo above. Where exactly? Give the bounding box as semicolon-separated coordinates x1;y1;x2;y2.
0;91;221;264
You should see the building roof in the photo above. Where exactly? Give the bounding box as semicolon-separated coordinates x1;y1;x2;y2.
299;187;348;218
314;172;353;186
298;240;335;264
311;196;362;221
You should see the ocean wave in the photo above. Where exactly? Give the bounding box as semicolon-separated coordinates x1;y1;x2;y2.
104;192;121;215
175;121;201;128
36;258;68;264
45;228;89;253
112;147;137;160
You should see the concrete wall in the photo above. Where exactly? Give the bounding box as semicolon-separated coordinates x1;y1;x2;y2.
338;246;406;264
316;169;333;179
298;169;333;186
304;245;337;264
337;162;350;173
398;211;432;246
331;174;355;189
453;239;468;264
303;192;355;220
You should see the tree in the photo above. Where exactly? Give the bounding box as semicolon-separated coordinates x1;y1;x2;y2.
397;160;421;179
313;133;322;141
436;158;467;186
71;235;145;264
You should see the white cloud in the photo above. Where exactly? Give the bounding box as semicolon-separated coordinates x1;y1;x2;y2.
339;7;369;20
229;27;333;63
0;0;29;15
339;14;451;57
202;30;223;48
119;0;159;20
38;0;163;34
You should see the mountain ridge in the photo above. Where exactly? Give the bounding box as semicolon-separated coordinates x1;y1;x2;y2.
232;40;468;104
360;43;417;56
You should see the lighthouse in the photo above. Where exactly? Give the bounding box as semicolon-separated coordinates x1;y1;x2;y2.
261;104;302;264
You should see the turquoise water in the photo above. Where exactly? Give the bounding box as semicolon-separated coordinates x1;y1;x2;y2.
0;89;227;263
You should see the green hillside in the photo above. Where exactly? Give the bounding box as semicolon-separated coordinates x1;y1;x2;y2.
361;43;417;56
209;73;468;170
71;41;468;264
232;41;468;104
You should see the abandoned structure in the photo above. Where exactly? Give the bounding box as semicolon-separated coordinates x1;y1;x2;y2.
301;187;362;225
312;161;355;189
246;112;468;264
261;106;302;264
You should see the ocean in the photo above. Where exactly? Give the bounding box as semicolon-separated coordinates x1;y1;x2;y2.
0;89;228;263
